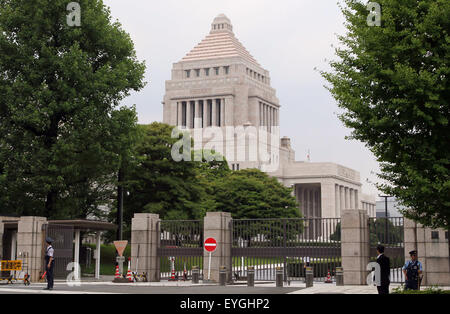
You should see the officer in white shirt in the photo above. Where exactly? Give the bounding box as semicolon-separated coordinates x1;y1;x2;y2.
44;237;55;290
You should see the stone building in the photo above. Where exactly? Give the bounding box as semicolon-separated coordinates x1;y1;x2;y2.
162;14;376;219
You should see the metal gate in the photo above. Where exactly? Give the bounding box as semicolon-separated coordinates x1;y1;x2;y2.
231;218;341;283
43;224;74;278
157;220;203;281
369;217;405;283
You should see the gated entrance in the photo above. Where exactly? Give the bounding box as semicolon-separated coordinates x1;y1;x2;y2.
369;217;405;283
157;220;204;281
43;224;74;278
231;218;341;283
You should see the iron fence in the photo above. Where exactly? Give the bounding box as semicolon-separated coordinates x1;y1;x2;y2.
42;224;74;278
369;217;405;283
231;218;341;283
157;220;204;281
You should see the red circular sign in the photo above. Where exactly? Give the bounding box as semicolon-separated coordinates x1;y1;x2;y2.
204;238;217;252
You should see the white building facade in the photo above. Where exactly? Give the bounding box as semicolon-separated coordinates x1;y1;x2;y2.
163;14;376;219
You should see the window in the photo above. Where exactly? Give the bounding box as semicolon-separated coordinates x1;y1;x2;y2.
195;69;200;77
185;70;191;78
214;67;220;75
205;68;210;76
431;231;440;240
224;66;229;75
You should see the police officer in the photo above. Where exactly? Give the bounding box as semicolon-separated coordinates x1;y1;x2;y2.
403;250;423;291
44;237;55;290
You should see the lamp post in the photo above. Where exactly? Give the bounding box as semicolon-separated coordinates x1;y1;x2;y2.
379;195;393;244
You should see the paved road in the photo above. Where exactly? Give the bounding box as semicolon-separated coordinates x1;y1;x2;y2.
0;282;302;294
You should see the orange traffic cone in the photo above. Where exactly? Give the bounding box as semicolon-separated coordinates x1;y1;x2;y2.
114;265;120;279
126;258;133;282
325;270;333;284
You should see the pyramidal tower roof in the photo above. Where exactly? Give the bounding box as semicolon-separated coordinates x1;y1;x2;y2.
181;14;261;67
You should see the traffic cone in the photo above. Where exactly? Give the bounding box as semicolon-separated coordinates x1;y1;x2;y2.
126;258;133;282
114;265;120;279
325;270;333;284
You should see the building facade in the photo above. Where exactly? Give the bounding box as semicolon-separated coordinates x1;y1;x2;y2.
162;14;376;219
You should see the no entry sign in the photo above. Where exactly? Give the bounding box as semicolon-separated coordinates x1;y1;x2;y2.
204;238;217;253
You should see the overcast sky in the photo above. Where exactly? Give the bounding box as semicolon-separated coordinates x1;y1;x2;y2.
103;0;382;196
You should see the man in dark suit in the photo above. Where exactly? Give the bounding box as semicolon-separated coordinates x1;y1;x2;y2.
376;245;391;295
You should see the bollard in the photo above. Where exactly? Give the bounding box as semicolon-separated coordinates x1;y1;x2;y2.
305;266;314;288
219;266;227;286
247;266;255;287
276;267;284;287
336;267;344;286
192;266;199;284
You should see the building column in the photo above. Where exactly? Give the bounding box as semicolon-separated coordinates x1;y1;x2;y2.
95;232;101;280
335;185;340;217
203;212;232;283
224;97;234;126
344;187;349;209
340;186;345;211
74;229;81;281
341;210;370;285
355;190;359;210
186;101;192;129
17;216;47;283
221;98;226;127
211;99;217;127
131;213;161;282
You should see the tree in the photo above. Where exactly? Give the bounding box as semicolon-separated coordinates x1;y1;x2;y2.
212;169;300;219
322;0;449;230
122;123;212;225
0;0;145;218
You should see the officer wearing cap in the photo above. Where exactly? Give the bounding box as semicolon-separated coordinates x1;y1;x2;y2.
402;250;423;290
44;237;55;290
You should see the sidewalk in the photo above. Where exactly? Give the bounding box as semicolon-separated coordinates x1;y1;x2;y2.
288;283;450;294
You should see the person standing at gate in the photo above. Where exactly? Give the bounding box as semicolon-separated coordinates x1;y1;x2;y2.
376;245;391;295
403;250;423;291
44;237;55;290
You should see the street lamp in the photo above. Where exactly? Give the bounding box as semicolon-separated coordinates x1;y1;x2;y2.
379;195;393;244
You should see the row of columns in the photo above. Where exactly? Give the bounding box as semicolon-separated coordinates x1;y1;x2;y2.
296;186;322;219
335;185;359;218
259;102;279;132
362;202;376;218
177;99;225;129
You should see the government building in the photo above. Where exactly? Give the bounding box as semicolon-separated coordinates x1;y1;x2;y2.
162;14;376;219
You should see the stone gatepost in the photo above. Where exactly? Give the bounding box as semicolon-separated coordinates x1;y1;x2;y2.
404;219;450;286
341;210;370;285
203;212;232;283
131;213;160;282
17;216;47;282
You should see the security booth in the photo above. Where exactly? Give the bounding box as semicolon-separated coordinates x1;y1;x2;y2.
46;220;117;280
1;216;116;283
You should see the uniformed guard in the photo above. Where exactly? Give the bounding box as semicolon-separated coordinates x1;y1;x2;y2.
44;237;55;290
402;250;423;291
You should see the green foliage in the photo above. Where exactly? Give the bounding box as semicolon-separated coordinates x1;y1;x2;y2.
212;169;300;219
122;123;212;226
120;124;300;240
392;286;450;294
369;218;403;245
0;0;146;218
322;0;450;229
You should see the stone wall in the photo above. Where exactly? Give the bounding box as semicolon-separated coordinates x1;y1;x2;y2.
0;219;4;260
404;219;450;286
17;216;47;282
130;213;160;282
341;210;370;285
203;212;232;283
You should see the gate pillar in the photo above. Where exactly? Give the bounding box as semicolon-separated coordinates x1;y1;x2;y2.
17;216;48;282
203;212;232;283
131;213;160;282
341;210;370;285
